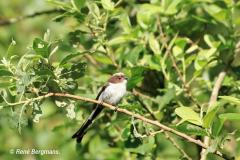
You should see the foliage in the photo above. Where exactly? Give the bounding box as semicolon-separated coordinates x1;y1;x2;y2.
1;0;240;159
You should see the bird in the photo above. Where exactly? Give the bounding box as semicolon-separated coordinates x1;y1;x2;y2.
72;72;128;143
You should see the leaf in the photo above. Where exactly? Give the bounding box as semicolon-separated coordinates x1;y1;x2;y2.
0;77;15;88
127;67;145;89
127;136;155;155
215;113;240;135
101;0;114;11
194;48;217;70
121;127;131;140
0;70;13;77
7;38;16;58
204;34;214;48
149;34;160;54
175;107;202;126
66;103;76;119
61;62;86;79
93;53;113;65
32;102;43;123
33;38;50;58
71;0;86;11
176;122;207;136
203;4;229;26
163;0;182;15
126;45;143;65
203;102;220;128
87;1;100;17
108;36;136;46
186;44;198;53
157;88;176;109
120;13;131;33
60;52;85;65
137;4;162;29
141;55;161;71
219;96;240;106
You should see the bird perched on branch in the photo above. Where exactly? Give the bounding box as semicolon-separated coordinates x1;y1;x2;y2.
72;72;128;143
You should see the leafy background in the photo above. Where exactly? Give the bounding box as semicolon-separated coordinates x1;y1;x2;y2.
0;0;240;160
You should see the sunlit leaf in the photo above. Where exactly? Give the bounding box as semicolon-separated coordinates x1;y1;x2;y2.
219;96;240;106
175;106;202;126
176;122;207;136
33;38;50;58
101;0;114;11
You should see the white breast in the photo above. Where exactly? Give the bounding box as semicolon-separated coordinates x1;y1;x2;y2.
99;81;127;105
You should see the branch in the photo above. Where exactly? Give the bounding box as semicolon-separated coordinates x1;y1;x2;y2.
135;94;192;160
4;92;225;158
0;9;64;26
200;70;227;160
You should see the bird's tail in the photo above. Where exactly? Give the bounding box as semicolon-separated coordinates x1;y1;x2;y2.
72;105;103;143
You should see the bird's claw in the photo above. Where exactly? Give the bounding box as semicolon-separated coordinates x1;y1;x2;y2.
114;106;118;112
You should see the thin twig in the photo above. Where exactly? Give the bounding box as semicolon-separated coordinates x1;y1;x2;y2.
135;95;192;160
156;16;201;108
200;70;227;160
132;89;158;103
0;9;64;26
3;92;225;158
164;132;192;160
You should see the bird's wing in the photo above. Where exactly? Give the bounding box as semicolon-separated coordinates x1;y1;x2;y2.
95;83;109;100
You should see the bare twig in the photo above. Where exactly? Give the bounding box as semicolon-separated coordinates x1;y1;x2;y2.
156;16;200;108
0;9;64;26
3;92;225;158
132;89;158;103
164;132;192;160
135;95;192;160
200;70;227;160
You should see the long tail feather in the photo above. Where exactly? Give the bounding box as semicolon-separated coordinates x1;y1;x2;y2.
72;105;103;143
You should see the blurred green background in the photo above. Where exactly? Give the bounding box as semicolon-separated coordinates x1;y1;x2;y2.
0;0;240;160
0;1;76;160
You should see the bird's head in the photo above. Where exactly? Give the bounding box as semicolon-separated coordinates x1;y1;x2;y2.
108;72;128;84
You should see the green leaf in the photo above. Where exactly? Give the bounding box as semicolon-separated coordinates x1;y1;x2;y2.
203;4;228;26
122;127;131;140
101;0;114;11
215;113;240;135
149;34;160;54
126;45;143;65
186;44;198;54
127;136;155;155
87;1;100;17
0;77;15;88
203;102;220;128
141;55;161;71
60;52;85;65
61;62;86;79
176;122;207;136
120;13;131;33
137;4;162;29
175;106;202;126
219;113;240;121
108;36;136;46
0;70;13;77
33;38;50;58
71;0;86;11
194;48;217;70
157;88;176;109
163;0;182;15
93;53;113;65
127;67;145;89
219;96;240;106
